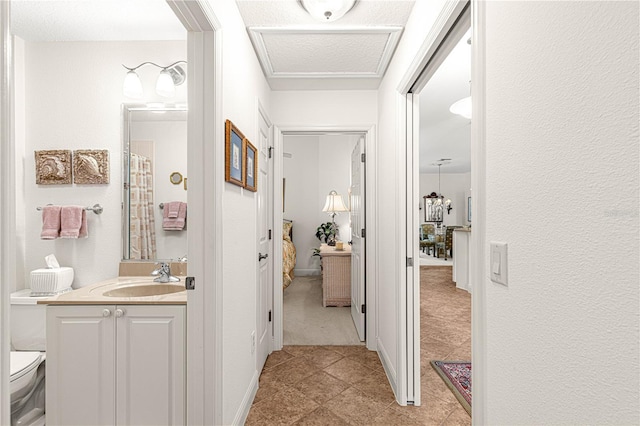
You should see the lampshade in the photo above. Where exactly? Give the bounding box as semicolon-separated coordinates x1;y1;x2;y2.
300;0;357;22
123;70;143;99
156;70;176;98
449;96;472;119
322;190;349;213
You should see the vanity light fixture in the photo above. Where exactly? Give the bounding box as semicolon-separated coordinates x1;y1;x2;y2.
122;61;186;99
299;0;357;22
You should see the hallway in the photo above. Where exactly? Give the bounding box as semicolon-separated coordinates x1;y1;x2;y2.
246;265;471;425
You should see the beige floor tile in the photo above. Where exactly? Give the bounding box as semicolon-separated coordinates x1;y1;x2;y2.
370;404;427;425
441;406;471;425
301;347;345;369
254;385;320;425
329;345;369;357
269;356;321;386
323;357;374;385
292;406;350;426
347;349;385;371
264;349;296;370
324;387;391;425
352;368;396;405
283;345;323;356
398;397;460;425
291;371;351;405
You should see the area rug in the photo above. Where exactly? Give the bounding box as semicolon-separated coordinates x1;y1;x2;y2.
430;360;471;415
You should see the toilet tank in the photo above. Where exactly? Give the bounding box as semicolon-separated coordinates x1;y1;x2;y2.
10;289;48;351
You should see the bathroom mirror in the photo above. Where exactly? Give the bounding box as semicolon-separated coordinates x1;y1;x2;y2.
122;103;188;261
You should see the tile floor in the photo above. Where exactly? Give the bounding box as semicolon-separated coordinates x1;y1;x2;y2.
246;265;471;425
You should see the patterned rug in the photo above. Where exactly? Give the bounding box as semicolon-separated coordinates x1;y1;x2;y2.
431;360;472;415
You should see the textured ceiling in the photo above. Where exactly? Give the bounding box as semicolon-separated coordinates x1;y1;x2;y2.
237;0;415;90
11;0;186;42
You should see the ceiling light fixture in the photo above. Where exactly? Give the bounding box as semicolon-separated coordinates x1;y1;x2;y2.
299;0;357;22
423;160;452;223
122;61;186;99
449;96;472;119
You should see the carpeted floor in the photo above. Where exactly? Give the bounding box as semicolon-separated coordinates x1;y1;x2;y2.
283;275;362;345
248;265;471;425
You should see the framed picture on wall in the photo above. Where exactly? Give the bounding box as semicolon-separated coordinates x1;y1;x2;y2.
244;139;257;192
225;120;246;187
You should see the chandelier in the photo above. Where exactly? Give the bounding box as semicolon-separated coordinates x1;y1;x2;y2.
423;161;452;222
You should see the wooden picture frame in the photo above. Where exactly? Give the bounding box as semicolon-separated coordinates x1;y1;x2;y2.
244;139;257;192
73;149;110;184
225;120;245;187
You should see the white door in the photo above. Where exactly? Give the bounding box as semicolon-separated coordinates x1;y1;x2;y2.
116;305;186;425
350;138;366;341
46;305;116;425
256;106;273;371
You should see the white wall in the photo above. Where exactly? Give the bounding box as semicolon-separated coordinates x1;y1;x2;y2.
375;0;449;394
130;119;188;260
483;1;639;423
284;134;357;275
203;1;272;423
14;37;25;293
271;90;377;126
20;40;186;289
419;172;469;227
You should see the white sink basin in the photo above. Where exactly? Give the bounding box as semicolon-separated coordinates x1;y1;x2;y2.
103;284;185;297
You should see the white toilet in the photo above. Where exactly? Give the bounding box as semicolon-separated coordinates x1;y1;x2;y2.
10;289;48;426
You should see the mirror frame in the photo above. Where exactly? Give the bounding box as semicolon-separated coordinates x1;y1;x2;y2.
121;103;188;261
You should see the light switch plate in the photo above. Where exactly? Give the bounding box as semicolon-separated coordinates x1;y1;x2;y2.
490;242;508;286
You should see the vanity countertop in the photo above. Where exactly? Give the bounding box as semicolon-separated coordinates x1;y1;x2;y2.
39;276;187;305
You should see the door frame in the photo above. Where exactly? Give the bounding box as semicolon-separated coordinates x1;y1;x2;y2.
166;1;222;424
272;125;377;351
397;0;486;422
0;1;13;423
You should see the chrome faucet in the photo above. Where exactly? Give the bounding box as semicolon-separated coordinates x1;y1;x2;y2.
151;262;180;283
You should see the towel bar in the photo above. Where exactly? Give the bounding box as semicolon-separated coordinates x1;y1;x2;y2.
36;204;104;215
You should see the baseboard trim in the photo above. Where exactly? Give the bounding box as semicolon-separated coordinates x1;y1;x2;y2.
377;338;398;401
232;369;259;426
293;268;321;276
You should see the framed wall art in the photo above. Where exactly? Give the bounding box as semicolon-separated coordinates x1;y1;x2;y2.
35;149;72;185
73;149;110;184
244;139;257;192
225;119;246;187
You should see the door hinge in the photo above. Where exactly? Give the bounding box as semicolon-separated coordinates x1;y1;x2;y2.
268;229;272;240
268;146;273;159
361;228;365;238
361;304;366;314
123;182;130;190
361;153;366;163
406;257;414;267
268;310;272;322
185;276;195;290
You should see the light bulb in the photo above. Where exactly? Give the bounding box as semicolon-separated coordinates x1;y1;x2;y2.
156;70;175;97
123;70;143;98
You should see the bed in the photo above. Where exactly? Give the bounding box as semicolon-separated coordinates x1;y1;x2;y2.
283;220;296;289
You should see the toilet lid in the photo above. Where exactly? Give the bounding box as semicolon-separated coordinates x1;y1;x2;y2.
10;351;41;382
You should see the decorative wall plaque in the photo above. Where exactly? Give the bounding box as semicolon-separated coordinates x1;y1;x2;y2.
73;149;110;184
35;150;72;185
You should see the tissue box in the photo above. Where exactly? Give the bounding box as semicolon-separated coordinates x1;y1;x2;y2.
30;267;74;296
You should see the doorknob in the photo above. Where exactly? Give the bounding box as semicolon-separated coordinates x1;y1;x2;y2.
258;253;269;261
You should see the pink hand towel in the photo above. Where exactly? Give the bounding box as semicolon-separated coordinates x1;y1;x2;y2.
40;205;61;239
163;202;187;231
60;206;87;239
167;202;180;218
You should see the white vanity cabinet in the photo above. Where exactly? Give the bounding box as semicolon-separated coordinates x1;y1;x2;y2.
46;304;185;425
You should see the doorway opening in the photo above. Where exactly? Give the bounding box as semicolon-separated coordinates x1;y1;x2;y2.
281;133;362;346
272;126;377;352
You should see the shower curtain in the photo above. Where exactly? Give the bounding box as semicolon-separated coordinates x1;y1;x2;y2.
129;153;157;260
